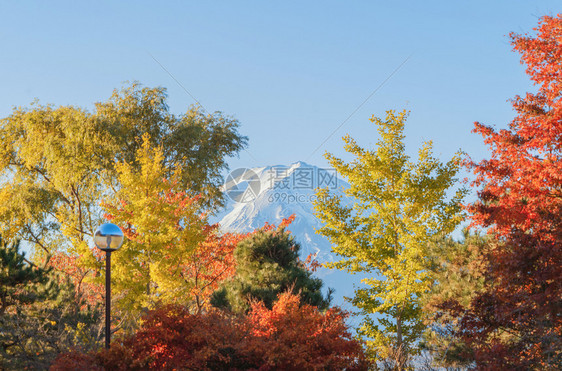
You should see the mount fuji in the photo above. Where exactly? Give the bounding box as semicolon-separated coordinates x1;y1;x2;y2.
214;161;366;309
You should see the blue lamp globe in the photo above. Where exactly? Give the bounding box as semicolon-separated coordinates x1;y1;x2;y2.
94;223;124;251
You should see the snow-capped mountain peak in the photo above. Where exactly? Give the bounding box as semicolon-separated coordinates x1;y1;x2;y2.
218;161;349;263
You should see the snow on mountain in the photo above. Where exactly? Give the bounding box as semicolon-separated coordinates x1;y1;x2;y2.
214;161;365;308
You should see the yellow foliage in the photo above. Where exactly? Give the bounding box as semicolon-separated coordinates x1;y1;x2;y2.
313;110;467;366
96;135;208;317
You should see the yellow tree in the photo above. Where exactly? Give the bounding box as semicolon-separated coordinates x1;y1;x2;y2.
0;83;246;267
98;135;208;318
313;110;466;368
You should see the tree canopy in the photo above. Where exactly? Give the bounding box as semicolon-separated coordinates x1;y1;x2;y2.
459;14;562;368
420;231;490;369
314;110;466;368
91;134;252;320
0;83;247;263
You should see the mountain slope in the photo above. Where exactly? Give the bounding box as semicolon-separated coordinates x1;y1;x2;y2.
216;161;364;308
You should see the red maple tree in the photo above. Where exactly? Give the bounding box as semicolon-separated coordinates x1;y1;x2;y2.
462;14;562;368
244;292;369;370
182;227;248;314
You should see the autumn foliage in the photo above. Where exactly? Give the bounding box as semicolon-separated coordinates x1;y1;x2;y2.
183;228;248;313
245;292;368;369
46;251;104;309
51;292;370;370
458;14;562;368
7;13;562;371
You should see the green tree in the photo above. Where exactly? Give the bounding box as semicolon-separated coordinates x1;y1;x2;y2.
0;83;246;265
420;231;490;369
211;221;331;314
313;110;466;369
0;236;47;315
0;236;103;369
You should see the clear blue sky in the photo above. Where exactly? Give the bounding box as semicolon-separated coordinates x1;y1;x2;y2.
1;1;559;173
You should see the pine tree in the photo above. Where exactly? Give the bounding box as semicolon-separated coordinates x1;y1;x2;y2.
0;236;47;314
211;220;331;314
420;231;490;369
0;236;103;369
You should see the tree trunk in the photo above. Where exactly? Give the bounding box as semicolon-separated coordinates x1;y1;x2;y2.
396;314;404;370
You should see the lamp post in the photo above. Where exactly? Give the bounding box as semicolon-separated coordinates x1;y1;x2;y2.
94;223;124;349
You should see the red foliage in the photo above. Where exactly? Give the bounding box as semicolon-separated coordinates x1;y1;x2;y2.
182;226;248;313
47;251;104;309
245;292;369;370
259;214;296;233
463;14;562;368
302;253;322;272
51;293;370;370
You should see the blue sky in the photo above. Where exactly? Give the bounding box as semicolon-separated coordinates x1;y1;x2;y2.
1;1;560;174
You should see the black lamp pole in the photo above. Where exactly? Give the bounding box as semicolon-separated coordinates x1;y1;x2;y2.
94;223;124;350
105;248;112;349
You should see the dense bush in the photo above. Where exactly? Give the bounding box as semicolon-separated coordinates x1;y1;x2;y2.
51;293;370;370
